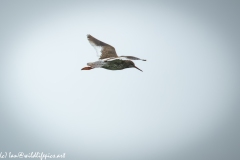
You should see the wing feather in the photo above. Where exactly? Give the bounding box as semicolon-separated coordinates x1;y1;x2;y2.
87;34;118;59
119;56;146;61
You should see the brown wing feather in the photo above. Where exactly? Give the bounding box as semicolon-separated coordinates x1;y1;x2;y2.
120;56;146;61
87;34;118;59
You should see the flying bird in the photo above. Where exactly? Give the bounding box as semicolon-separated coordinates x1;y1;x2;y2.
81;34;146;72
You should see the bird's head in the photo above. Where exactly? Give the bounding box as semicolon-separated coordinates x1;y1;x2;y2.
126;61;143;72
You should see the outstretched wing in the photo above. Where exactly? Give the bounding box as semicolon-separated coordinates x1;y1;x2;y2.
102;56;146;61
119;56;146;61
87;34;118;59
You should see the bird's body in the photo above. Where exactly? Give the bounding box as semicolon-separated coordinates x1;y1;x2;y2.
86;59;138;71
81;34;146;72
102;59;135;70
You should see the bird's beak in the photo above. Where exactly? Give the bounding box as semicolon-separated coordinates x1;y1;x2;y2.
134;65;143;72
81;66;93;70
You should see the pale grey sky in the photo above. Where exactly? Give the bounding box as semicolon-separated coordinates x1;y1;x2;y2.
0;0;240;160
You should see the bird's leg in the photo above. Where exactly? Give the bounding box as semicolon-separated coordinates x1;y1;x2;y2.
81;66;93;70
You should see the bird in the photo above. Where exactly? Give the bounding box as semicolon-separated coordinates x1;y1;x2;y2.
81;34;146;72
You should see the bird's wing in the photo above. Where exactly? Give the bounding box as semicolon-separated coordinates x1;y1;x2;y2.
87;34;118;59
102;56;146;61
119;56;146;61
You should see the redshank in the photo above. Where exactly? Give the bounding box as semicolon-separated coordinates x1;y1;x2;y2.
81;35;146;72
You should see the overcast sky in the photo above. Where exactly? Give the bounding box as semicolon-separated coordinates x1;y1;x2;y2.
0;0;240;160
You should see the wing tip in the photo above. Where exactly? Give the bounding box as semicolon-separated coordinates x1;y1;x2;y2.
87;34;92;39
